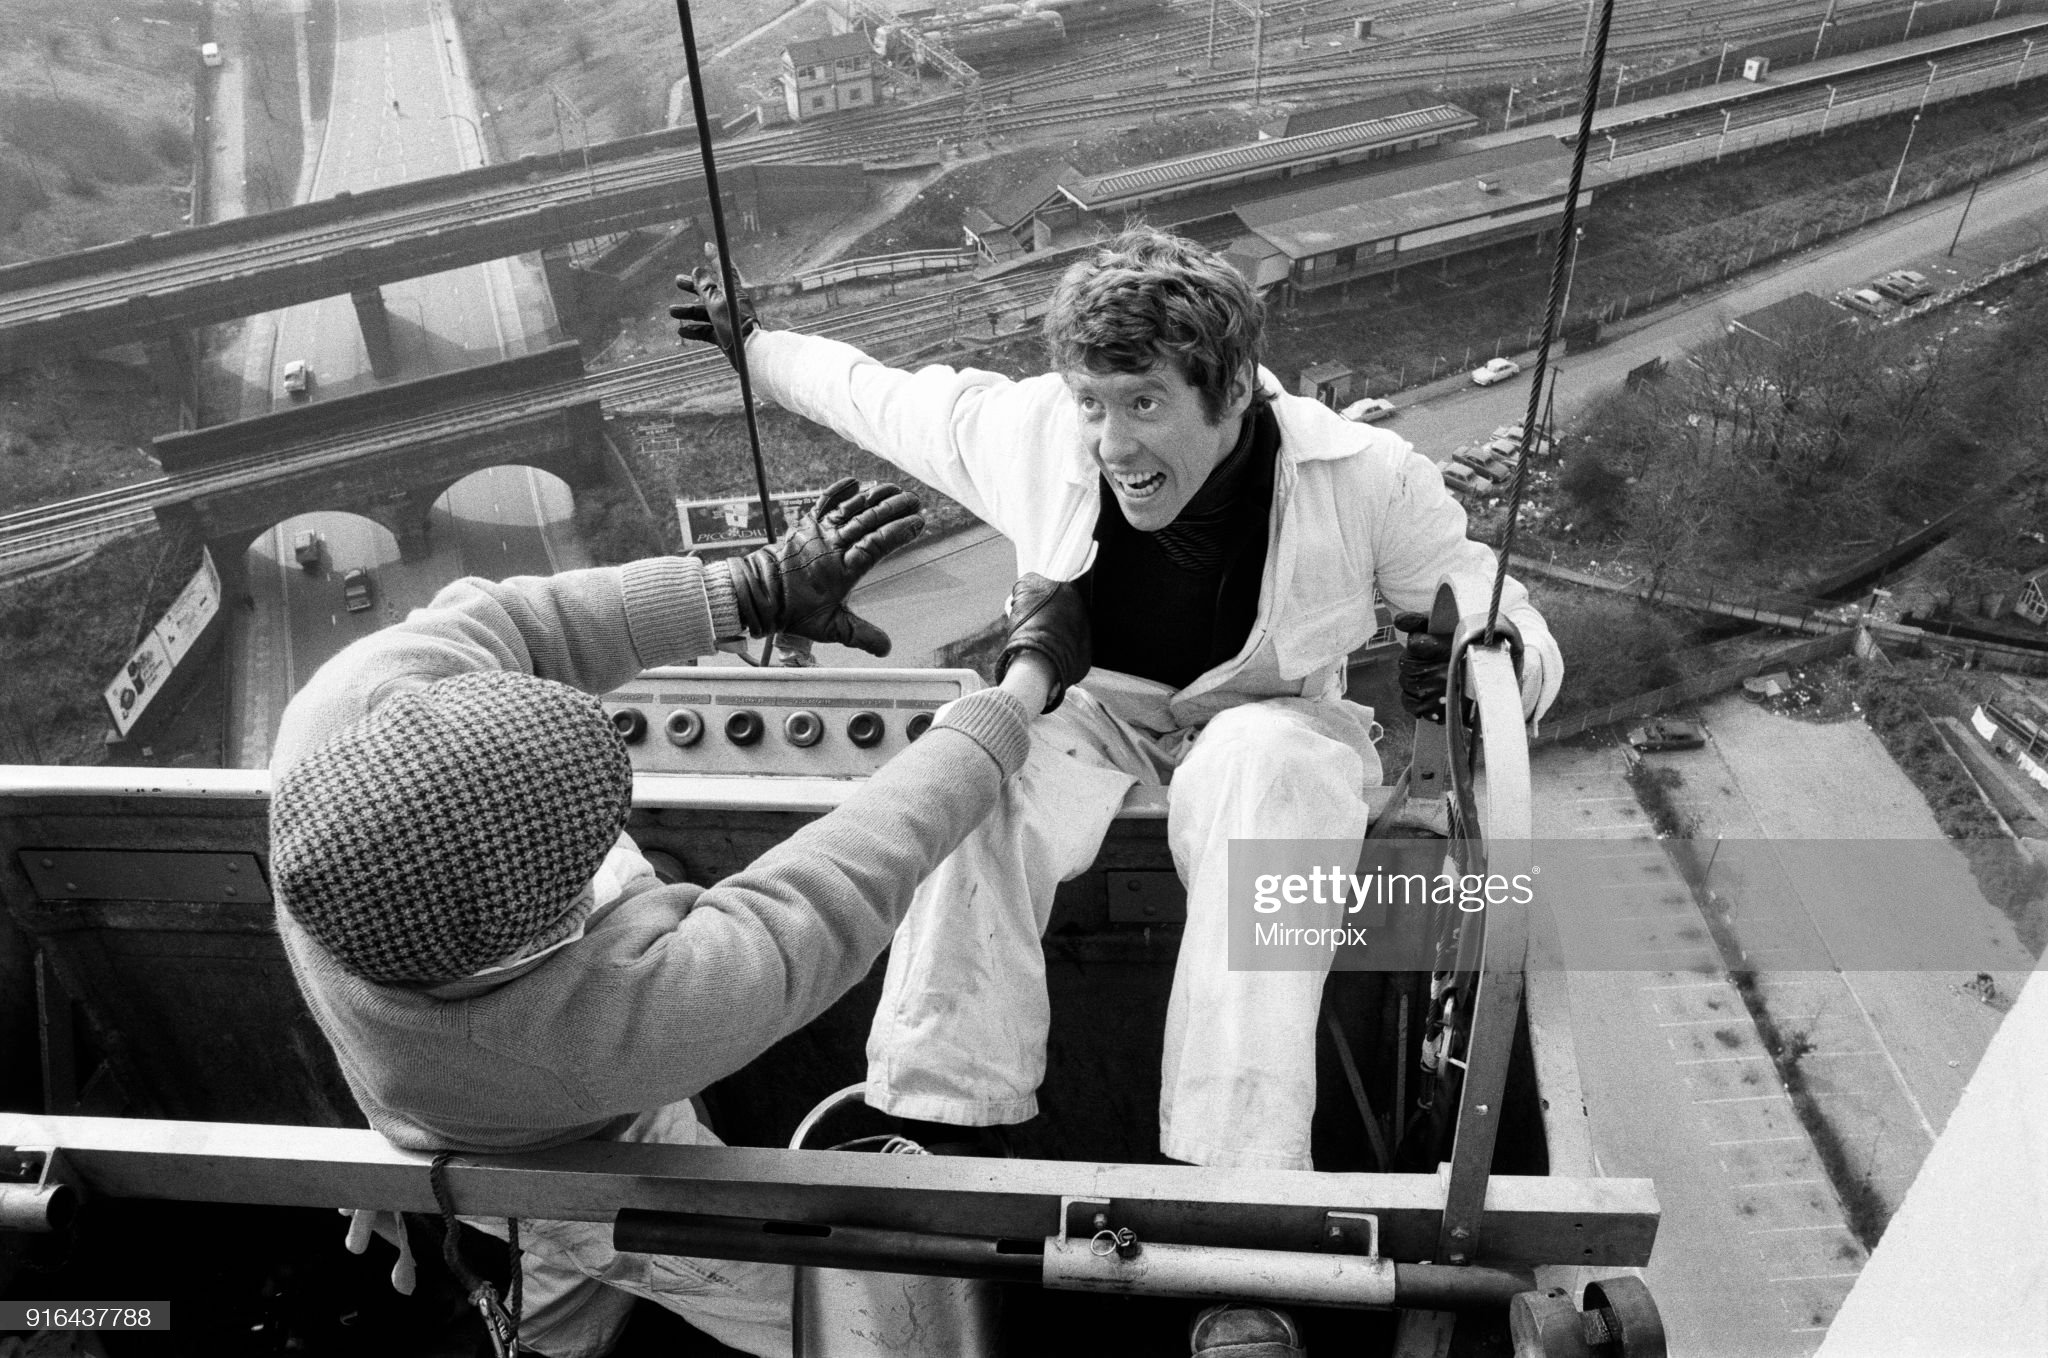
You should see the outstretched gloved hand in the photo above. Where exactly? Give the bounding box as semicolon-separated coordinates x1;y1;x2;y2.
1392;612;1521;725
670;264;759;370
997;574;1091;714
729;478;924;655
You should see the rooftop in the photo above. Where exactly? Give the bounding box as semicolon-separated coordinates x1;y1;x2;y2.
785;32;875;66
1059;104;1477;211
1236;137;1596;259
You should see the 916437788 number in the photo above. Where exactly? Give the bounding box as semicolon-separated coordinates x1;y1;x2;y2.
0;1302;170;1331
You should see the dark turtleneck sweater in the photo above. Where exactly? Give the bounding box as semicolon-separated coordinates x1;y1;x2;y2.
1082;402;1279;692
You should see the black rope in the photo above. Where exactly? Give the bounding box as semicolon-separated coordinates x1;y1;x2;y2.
671;0;781;664
1482;0;1617;642
431;1151;522;1355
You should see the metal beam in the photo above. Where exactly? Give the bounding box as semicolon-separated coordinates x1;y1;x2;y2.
0;1114;1657;1268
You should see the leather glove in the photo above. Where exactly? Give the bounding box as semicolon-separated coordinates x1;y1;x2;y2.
728;478;923;655
670;264;759;370
997;574;1091;714
1393;613;1521;725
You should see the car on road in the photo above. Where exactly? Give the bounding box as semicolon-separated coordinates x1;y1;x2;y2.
292;530;323;573
1339;396;1397;423
341;569;374;613
1471;357;1521;386
282;359;313;399
1872;269;1933;303
200;42;223;68
1836;287;1893;319
1626;719;1706;752
1440;462;1495;496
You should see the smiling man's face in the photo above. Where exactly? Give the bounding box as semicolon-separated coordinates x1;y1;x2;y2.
1065;359;1251;532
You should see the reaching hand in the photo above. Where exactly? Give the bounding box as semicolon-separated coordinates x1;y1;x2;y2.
670;264;759;370
727;479;924;656
998;574;1092;714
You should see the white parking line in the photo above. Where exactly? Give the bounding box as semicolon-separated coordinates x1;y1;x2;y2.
1674;1053;1768;1065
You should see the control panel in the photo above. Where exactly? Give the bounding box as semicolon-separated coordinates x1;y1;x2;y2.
602;666;986;777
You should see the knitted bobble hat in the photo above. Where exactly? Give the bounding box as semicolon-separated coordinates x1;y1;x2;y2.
270;670;634;984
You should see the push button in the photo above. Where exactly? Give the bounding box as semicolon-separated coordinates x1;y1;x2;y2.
665;709;704;747
846;711;885;748
726;710;764;746
784;711;823;747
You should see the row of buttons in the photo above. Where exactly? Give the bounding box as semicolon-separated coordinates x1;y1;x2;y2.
610;707;934;750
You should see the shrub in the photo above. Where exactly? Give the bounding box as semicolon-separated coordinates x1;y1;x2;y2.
1557;451;1630;537
0;94;158;184
147;121;192;169
0;163;49;232
1538;591;1688;718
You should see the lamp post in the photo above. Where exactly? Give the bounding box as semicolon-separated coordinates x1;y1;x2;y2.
1611;63;1628;109
546;83;597;199
1504;85;1517;130
1949;171;1983;256
1811;0;1839;61
1884;113;1921;213
1904;0;1924;39
2019;39;2036;89
1820;84;1837;135
1716;40;1735;83
1579;0;1596;60
1920;59;1939;113
1560;226;1585;325
1716;106;1733;161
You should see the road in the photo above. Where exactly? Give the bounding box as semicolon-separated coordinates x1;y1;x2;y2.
227;0;571;767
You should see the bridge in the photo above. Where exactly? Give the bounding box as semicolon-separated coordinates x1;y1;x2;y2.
0;131;863;373
147;344;605;602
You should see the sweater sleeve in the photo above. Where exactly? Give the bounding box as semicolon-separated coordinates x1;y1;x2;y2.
490;685;1037;1115
271;556;721;777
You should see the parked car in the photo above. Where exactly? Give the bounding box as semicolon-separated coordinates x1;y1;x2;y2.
1440;462;1494;496
1454;447;1516;480
1339;396;1397;423
1872;269;1933;303
282;359;313;398
200;41;223;68
1471;357;1521;386
1490;424;1554;457
1626;719;1706;752
1836;287;1893;319
292;530;323;573
342;569;374;613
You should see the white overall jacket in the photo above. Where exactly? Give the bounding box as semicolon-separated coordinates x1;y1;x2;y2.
747;329;1561;725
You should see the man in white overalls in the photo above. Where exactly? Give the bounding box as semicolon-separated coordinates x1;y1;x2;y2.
675;226;1563;1180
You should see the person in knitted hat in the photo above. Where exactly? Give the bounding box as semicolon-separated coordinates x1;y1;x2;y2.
268;479;1091;1358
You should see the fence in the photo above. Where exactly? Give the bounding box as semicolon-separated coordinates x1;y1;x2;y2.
1509;556;1851;634
1533;631;1856;744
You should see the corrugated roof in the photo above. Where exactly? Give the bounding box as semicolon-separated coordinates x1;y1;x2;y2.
1237;138;1595;258
1065;105;1475;209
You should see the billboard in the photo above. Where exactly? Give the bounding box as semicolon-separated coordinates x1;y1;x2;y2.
675;490;824;552
104;548;222;738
